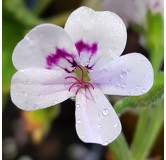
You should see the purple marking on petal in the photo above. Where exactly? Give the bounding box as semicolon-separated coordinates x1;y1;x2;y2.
46;48;77;72
75;40;98;56
75;40;98;70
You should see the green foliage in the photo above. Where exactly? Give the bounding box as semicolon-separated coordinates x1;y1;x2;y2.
32;0;53;15
115;72;164;115
109;133;132;160
4;0;42;27
146;11;164;73
131;100;164;160
2;10;26;94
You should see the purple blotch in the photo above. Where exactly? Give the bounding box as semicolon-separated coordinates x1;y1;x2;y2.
75;40;98;56
46;48;77;72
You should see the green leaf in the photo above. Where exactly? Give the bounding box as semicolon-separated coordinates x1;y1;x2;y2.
114;72;163;115
146;11;164;73
4;0;42;27
45;11;71;26
33;0;53;15
131;100;164;160
109;133;132;160
2;10;26;94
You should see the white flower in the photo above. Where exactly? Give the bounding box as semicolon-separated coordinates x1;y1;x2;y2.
101;0;163;26
11;7;154;145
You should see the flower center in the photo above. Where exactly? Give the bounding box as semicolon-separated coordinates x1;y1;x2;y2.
65;65;94;95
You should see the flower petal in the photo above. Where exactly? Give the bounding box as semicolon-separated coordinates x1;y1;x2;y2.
89;53;154;96
11;68;75;110
65;6;127;70
12;24;79;72
75;86;121;145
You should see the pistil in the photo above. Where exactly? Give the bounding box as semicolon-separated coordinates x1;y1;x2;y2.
65;65;94;95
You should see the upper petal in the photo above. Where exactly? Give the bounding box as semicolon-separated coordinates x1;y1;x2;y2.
11;68;75;110
75;86;121;145
65;6;127;70
89;53;154;96
12;24;79;72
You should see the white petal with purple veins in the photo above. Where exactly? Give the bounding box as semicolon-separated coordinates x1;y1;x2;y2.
12;24;80;72
65;6;127;70
11;68;76;110
89;53;154;96
75;86;121;145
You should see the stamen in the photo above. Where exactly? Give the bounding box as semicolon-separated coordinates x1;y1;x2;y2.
69;82;81;91
65;65;94;95
75;84;83;95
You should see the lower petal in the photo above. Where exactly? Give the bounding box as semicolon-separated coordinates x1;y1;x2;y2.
11;68;75;110
89;53;154;96
75;86;121;145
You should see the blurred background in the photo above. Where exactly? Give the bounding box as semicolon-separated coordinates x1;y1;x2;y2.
2;0;164;160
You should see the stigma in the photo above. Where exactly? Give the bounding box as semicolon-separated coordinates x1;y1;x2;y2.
65;65;94;95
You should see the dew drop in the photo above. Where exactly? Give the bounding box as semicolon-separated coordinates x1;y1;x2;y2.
93;96;97;99
17;95;21;99
121;83;126;89
24;79;31;84
114;123;118;128
135;85;140;90
120;69;127;78
103;68;109;72
98;124;101;128
76;104;80;108
77;119;81;124
142;74;145;78
22;92;27;96
102;109;109;116
141;88;146;93
54;100;58;104
116;82;120;87
103;138;109;145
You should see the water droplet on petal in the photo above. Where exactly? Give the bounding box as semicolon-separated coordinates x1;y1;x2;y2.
120;69;127;78
98;124;101;128
22;92;27;96
76;104;80;108
114;123;118;128
116;82;120;87
142;74;145;78
103;68;109;72
17;95;21;99
102;109;109;116
54;100;58;104
135;85;140;90
24;79;31;84
127;92;131;96
121;83;126;89
141;88;146;93
93;96;97;99
77;119;81;124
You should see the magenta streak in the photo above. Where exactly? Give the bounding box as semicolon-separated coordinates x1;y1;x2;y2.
46;48;77;72
69;82;81;92
75;40;98;70
75;84;83;95
75;40;98;56
65;65;94;95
